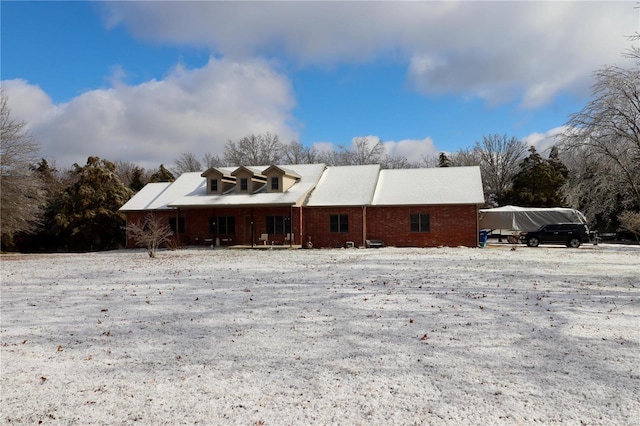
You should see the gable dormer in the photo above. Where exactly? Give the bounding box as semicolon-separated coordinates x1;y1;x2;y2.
231;166;267;193
262;165;301;193
201;168;236;195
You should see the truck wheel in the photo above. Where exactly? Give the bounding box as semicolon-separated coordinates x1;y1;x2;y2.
527;237;539;247
567;238;581;248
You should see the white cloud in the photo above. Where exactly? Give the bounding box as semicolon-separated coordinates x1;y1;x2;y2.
2;58;297;169
522;126;567;156
102;2;636;108
382;137;439;161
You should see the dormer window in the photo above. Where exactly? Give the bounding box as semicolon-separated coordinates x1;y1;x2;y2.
201;167;235;194
240;178;248;191
262;165;301;193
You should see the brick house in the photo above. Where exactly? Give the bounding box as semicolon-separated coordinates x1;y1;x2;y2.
119;164;485;248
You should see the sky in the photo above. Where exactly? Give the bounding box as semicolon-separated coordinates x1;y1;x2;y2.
1;1;638;170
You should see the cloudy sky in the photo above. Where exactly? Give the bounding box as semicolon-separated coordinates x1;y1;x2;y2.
2;1;637;169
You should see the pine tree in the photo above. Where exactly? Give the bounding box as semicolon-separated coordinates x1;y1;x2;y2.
438;152;452;167
129;166;147;191
505;146;568;207
54;157;133;251
149;164;175;183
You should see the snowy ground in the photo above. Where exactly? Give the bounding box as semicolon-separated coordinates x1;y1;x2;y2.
1;244;639;425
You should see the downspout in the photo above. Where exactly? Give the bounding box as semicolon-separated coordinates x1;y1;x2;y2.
362;206;367;248
176;208;180;243
289;205;293;247
250;208;254;248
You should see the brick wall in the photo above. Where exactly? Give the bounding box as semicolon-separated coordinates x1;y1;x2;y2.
366;205;479;247
126;207;302;247
302;206;365;248
126;204;478;248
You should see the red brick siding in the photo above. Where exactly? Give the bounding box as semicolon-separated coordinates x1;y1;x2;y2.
126;204;478;248
302;207;365;248
124;211;179;248
365;205;479;247
126;207;302;247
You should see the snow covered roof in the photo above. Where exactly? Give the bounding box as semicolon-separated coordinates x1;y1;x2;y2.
121;164;485;211
166;164;326;208
305;164;381;206
372;166;485;206
118;182;174;211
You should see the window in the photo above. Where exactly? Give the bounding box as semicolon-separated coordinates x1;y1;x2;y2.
330;214;348;233
410;213;430;232
168;217;185;233
217;216;235;235
271;176;279;190
266;216;290;234
240;178;248;191
210;179;218;192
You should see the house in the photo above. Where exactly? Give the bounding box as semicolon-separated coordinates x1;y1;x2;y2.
119;164;485;248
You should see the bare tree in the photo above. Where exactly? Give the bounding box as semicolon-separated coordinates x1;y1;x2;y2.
0;92;46;244
557;37;640;224
125;213;174;258
203;153;225;169
281;141;320;164
618;211;640;241
450;147;481;167
224;133;282;165
347;137;386;165
318;146;350;166
380;154;412;169
174;152;202;175
417;154;439;168
473;134;527;206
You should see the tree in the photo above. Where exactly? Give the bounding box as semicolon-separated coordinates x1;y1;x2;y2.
474;134;527;206
281;141;320;164
174;152;202;175
557;38;640;228
203;152;225;169
504;146;568;207
449;147;481;167
618;211;640;241
347;137;385;165
148;164;175;183
54;157;133;251
438;152;452;167
224;133;283;165
0;92;46;247
126;213;174;257
129;166;147;191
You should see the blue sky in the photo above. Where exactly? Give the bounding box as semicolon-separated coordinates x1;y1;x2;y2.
1;1;637;169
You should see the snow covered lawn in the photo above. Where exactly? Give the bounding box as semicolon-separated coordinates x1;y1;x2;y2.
2;245;639;425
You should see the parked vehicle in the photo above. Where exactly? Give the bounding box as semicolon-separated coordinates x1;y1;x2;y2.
520;223;593;248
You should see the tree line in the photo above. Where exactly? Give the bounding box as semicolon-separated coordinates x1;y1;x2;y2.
1;39;638;252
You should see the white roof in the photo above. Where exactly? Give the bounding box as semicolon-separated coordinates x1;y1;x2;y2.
121;164;485;211
168;163;326;208
119;182;173;211
305;164;380;206
372;166;485;206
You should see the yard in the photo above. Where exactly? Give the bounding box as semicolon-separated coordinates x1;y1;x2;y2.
1;244;639;425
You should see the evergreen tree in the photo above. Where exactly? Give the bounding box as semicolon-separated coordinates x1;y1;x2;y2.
129;166;147;191
505;146;568;207
148;164;175;183
438;152;452;167
54;157;133;251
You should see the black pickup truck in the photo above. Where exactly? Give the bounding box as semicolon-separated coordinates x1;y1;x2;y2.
520;223;593;248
